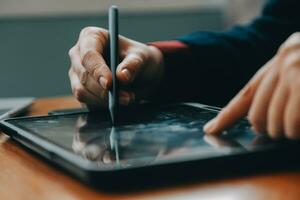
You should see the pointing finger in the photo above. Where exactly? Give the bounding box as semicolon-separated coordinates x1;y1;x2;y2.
204;64;271;135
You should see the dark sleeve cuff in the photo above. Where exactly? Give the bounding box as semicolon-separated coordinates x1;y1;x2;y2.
147;41;193;103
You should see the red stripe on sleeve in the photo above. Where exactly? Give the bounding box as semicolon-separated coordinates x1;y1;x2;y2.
148;41;190;54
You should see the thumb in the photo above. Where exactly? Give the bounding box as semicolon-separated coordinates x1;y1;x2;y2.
116;53;144;85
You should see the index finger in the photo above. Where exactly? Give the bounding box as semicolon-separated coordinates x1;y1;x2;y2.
78;27;112;90
204;65;270;135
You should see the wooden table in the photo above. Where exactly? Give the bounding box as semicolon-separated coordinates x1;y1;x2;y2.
1;96;300;200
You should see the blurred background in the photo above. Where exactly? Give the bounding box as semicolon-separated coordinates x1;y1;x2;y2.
0;0;265;98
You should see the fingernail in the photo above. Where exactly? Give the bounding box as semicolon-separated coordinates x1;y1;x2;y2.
119;96;130;106
99;77;108;89
203;118;216;134
122;68;132;82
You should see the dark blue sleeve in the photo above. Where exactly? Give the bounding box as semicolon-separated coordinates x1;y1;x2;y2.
157;0;300;106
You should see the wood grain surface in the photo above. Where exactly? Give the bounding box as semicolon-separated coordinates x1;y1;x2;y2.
0;96;300;200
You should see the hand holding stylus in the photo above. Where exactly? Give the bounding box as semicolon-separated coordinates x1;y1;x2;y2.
68;27;163;110
108;5;119;125
68;10;300;140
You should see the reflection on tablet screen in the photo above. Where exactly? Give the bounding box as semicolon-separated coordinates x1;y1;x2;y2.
11;105;273;168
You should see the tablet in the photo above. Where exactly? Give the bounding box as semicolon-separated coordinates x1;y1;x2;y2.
0;97;34;119
0;103;299;189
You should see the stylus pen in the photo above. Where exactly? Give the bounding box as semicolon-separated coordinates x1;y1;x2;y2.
110;127;120;168
108;6;119;126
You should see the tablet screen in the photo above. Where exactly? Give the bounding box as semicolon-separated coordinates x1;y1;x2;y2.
9;104;274;168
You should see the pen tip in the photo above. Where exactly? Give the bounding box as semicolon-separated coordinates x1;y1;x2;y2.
110;112;116;126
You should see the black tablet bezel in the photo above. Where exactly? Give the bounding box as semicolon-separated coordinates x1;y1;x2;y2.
1;103;300;188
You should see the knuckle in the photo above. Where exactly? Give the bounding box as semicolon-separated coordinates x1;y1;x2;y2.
68;68;73;77
68;66;74;79
82;50;97;69
80;26;96;36
68;46;76;57
82;50;94;62
280;64;292;77
94;28;108;40
122;54;143;71
135;48;148;61
290;32;300;41
279;32;300;55
279;64;295;81
133;46;150;61
80;26;108;40
131;55;143;67
97;62;107;71
280;64;298;84
282;52;300;71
